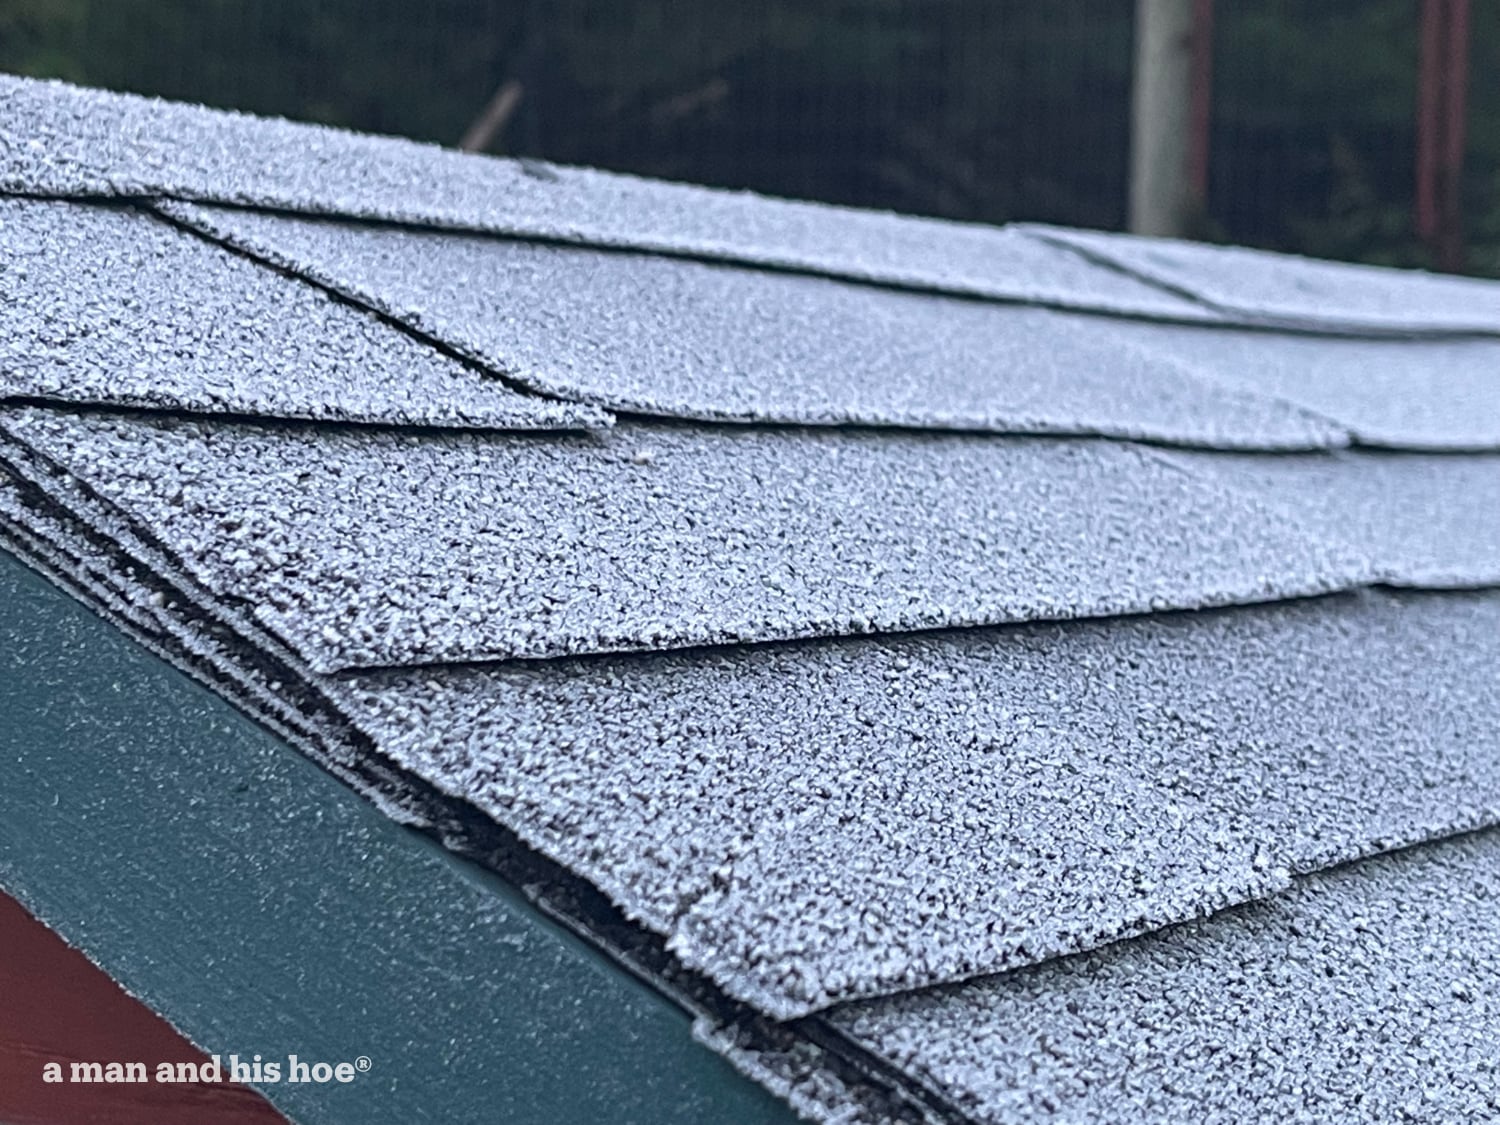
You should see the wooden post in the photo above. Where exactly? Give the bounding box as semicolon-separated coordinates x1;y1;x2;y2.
1416;0;1471;272
1130;0;1213;237
1188;0;1215;207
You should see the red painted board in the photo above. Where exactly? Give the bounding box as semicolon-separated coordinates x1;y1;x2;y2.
0;889;287;1125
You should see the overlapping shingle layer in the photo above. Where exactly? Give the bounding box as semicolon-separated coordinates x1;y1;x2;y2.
817;827;1500;1123
2;408;1369;671
157;202;1344;445
1027;223;1500;335
344;588;1500;1016
157;201;1500;450
0;196;607;430
5;76;1500;1125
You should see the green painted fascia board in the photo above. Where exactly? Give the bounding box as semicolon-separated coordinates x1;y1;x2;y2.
0;548;804;1125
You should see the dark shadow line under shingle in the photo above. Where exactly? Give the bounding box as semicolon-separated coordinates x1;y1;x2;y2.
0;394;614;440
325;583;1371;681
596;408;1353;452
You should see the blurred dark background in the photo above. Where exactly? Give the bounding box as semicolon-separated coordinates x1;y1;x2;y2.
3;0;1496;275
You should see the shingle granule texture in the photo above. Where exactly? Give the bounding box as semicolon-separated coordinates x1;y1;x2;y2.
1027;223;1500;335
0;197;605;431
337;588;1500;1016
156;202;1346;447
0;75;1221;319
1174;450;1500;586
827;825;1500;1124
1084;318;1500;450
0;408;1370;672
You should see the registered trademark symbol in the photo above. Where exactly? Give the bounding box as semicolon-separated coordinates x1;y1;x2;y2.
355;1056;372;1073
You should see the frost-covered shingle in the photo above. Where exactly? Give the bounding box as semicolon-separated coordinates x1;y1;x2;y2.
1173;449;1500;586
0;408;1368;672
157;202;1347;448
0;197;606;430
828;825;1500;1123
1097;318;1500;450
335;588;1500;1016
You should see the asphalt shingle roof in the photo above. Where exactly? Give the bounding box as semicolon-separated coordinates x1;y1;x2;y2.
342;587;1500;1017
5;75;1500;1125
